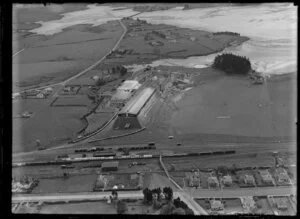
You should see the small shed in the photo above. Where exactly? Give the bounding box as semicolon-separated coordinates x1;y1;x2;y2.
101;161;119;172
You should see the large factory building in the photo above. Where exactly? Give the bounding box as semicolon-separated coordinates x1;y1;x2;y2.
113;87;155;130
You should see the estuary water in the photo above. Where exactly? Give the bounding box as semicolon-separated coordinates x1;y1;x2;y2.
29;3;297;75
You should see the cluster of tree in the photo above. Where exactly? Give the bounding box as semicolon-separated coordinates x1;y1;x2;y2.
173;197;194;215
183;4;190;10
143;187;173;204
213;53;252;75
95;78;106;86
213;31;240;36
152;30;166;39
111;65;128;76
108;190;128;214
142;187;194;215
87;86;100;102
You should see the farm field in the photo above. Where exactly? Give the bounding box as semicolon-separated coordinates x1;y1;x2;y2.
162;153;275;171
13;103;87;153
32;175;97;194
94;173;141;191
169;69;297;138
13;18;123;91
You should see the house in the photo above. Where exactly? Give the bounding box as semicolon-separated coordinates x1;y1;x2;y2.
208;176;219;188
44;87;53;94
241;174;255;185
36;93;45;99
210;200;224;211
241;197;256;211
63;86;71;92
260;170;274;184
188;175;200;187
222;175;232;186
277;171;290;184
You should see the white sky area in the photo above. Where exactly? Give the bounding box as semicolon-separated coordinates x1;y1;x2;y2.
16;3;297;74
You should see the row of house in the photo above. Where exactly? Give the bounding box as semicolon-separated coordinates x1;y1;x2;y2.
188;168;291;189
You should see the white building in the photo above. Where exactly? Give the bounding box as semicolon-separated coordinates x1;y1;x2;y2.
110;80;141;108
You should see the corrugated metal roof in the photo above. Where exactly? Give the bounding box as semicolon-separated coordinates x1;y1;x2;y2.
119;87;155;115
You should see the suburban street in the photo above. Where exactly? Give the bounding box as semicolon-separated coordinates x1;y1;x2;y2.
12;186;296;215
185;186;297;199
12;190;206;215
12;191;143;202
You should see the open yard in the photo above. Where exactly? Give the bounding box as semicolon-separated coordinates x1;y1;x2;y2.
32;175;97;194
252;196;274;215
223;198;244;214
268;196;296;215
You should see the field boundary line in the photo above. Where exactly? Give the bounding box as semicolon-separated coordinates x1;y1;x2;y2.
71;112;118;143
159;155;183;191
88;127;146;144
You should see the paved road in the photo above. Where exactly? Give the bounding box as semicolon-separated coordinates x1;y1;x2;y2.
12;190;203;215
12;186;294;215
12;191;143;202
13;48;25;57
13;20;127;95
185;186;296;199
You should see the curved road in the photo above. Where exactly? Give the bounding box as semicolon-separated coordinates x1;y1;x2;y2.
13;20;127;95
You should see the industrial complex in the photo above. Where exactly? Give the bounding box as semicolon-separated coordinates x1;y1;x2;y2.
11;3;296;216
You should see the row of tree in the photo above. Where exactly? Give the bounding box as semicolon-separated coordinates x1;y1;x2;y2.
213;53;252;75
213;31;240;36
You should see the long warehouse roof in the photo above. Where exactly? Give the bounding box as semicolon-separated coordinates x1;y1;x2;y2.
119;87;155;115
